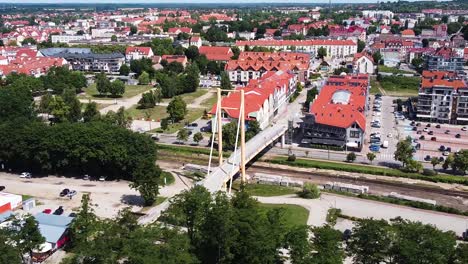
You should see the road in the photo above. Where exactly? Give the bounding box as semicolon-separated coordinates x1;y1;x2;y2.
256;193;468;236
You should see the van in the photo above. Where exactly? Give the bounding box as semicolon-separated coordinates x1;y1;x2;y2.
382;140;389;148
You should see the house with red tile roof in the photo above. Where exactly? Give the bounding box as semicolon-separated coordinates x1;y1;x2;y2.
210;70;297;129
401;29;415;37
302;74;369;149
329;25;366;41
417;71;468;124
353;52;375;74
225;51;310;84
167;27;192;35
235;39;357;58
0;56;67;78
199;46;233;62
200;13;236;22
125;46;154;62
161;55;188;67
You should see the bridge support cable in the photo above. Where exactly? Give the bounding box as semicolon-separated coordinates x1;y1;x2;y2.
228;96;243;195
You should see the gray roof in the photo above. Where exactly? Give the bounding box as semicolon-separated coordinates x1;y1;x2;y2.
35;213;73;227
38;224;66;243
39;48;91;56
0;211;12;223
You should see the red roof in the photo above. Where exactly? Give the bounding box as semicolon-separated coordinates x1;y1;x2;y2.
310;74;369;131
125;46;152;56
199;46;233;61
161;55;187;65
421;71;466;90
210;71;295;119
225;51;310;72
353;52;374;63
167;27;192;34
401;29;415;36
236;39;356;47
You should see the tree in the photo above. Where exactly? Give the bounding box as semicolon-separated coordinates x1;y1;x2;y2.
298;183;321;199
185;46;200;61
193;132;203;145
285;226;313;264
394;137;414;167
11;215;45;263
138;71;150;85
451;149;468;174
62;89;82;122
177;128;189;144
0;229;21;264
119;64;130;76
0;81;34;122
451;243;468;264
130;25;138;35
443;153;454;170
411;57;425;70
372;51;382;64
406;159;423;173
165;61;185;74
48;96;70;123
111;35;118;42
366;152;376;164
104;107;131;128
346;152;357;163
109;79;125;97
129;160;161;206
160;118;169;130
220;71;232;92
357;40;366;52
184;63;200;93
347;219;392;264
96;72;111;95
138;90;158;109
305;87;319;110
69;194;99;251
21;37;37;46
431;157;441;169
167;96;187;122
317;46;327;59
311;225;345;264
83;102;101;122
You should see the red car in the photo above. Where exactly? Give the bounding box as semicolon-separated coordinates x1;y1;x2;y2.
42;209;52;214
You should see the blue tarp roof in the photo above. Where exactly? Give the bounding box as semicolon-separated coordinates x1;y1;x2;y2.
0;210;13;223
34;213;73;227
38;224;66;243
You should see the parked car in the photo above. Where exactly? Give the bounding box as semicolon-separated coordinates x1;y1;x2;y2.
19;172;31;179
190;123;198;127
417;131;422;134
99;176;106;181
445;130;450;134
426;123;431;128
59;189;70;197
419;135;425;140
53;206;64;215
439;145;446;151
412;126;417;131
446;147;452;152
416;122;421;127
410;121;416;126
462;127;467;131
151;134;159;141
436;124;441;128
431;137;437;141
424;155;431;161
67;190;77;198
439;157;445;162
443;151;450;156
42;209;52;214
387;133;393;138
456;134;461;138
0;186;4;192
423;128;429;132
343;229;352;241
83;174;90;180
69;213;77;217
428;131;434;135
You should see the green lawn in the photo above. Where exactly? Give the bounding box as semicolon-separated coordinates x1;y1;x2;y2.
369;78;382;95
79;84;153;100
161;89;208;105
258;204;309;228
152;108;205;134
127;105;168;121
21;195;34;201
379;76;420;96
378;65;413;75
232;182;299;197
200;92;217;109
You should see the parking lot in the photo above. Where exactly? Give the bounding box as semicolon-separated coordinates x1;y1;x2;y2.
399;121;468;162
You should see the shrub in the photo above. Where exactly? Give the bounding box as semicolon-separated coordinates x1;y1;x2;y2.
422;168;438;176
346;152;357;163
298;183;321;199
287;154;296;162
326;208;342;226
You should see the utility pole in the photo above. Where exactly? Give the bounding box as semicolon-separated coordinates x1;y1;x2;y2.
240;89;246;183
217;88;223;166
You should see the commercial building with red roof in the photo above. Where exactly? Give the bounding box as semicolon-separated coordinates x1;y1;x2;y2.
210;70;297;129
199;46;233;62
417;70;468;124
302;74;369;149
235;39;357;58
225;51;310;84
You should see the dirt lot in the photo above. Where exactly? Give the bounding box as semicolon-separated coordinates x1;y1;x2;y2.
0;165;191;218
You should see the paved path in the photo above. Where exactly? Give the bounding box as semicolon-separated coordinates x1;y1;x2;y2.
80;91;152;114
256;193;468;236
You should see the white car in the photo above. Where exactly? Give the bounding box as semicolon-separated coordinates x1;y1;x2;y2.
462;127;467;131
20;172;32;178
443;151;450;156
423;128;429;132
99;176;106;181
372;112;381;116
387;133;393;138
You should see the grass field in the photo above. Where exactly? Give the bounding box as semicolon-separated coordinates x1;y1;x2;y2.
79;84;153;100
378;65;413;75
127;105;168;121
232;182;299;197
379;76;420;96
369;78;382;95
161;89;209;105
258;204;309;227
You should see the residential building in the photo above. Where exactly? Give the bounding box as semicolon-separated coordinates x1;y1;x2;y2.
40;48;125;73
225;51;310;84
329;25;366;42
51;34;90;44
381;48;400;67
161;54;188;67
353;52;375;74
362;10;394;20
125;46;154;61
210;70;297;130
199;46;233;62
235;39;357;58
426;47;465;76
302;74;369;149
417;70;468;124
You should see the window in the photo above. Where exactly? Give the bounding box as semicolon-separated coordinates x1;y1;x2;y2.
350;130;360;138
